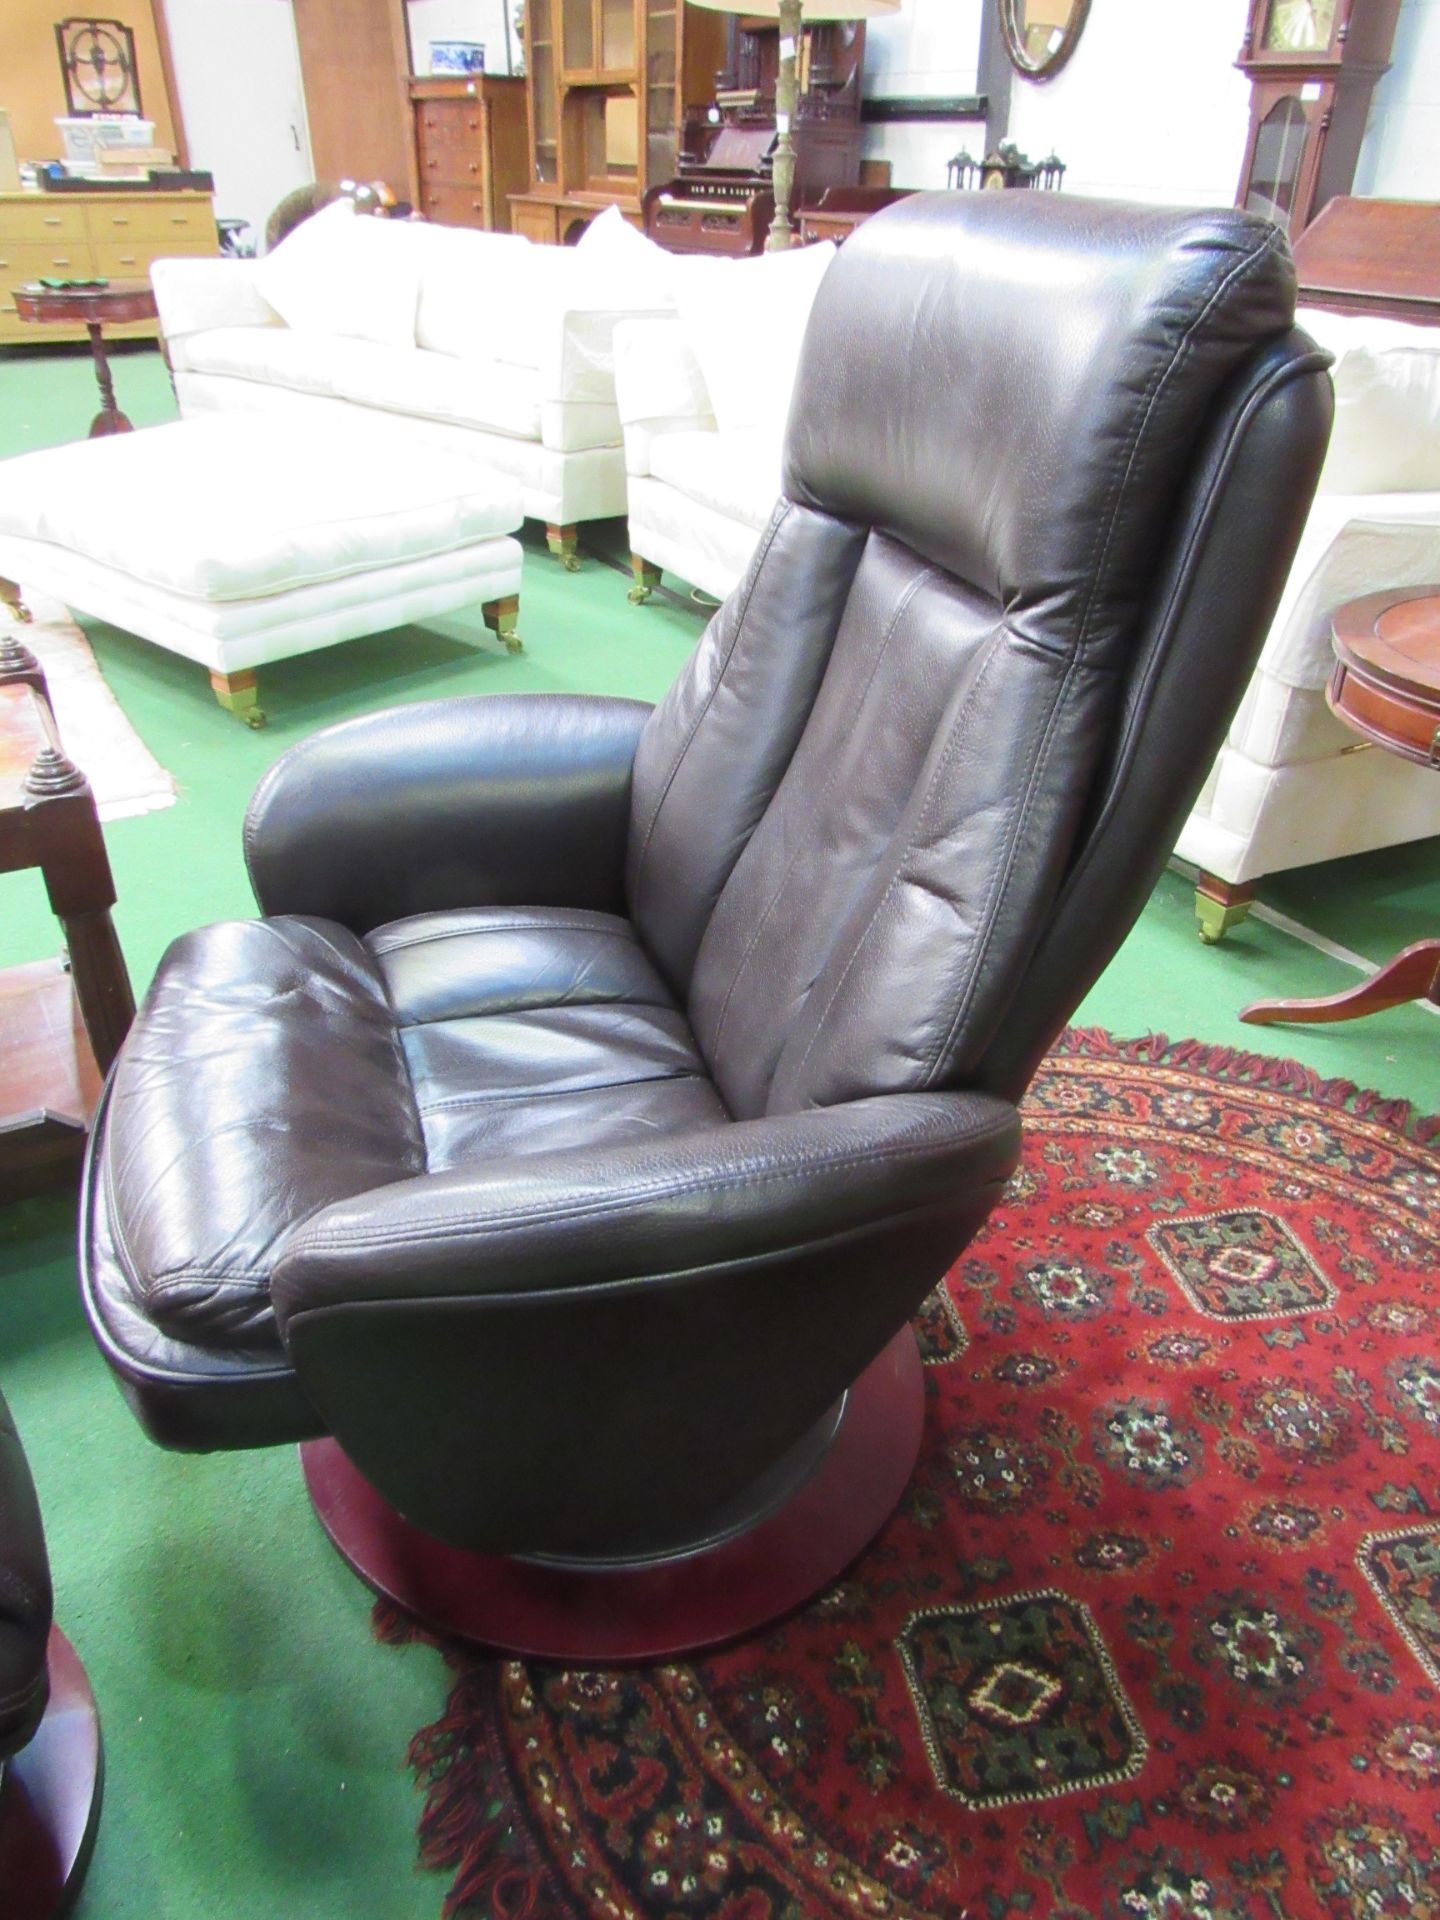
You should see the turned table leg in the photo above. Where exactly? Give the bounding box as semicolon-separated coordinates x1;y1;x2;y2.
546;523;581;572
210;669;266;727
86;321;133;438
1195;872;1256;944
1241;938;1440;1027
482;593;523;654
628;554;662;604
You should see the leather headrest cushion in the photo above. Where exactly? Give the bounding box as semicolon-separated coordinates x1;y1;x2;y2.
783;192;1297;671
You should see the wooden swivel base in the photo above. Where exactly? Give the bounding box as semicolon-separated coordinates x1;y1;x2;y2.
0;1628;103;1920
301;1324;924;1662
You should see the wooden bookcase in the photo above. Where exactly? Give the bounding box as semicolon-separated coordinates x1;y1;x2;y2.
411;75;529;231
511;0;725;242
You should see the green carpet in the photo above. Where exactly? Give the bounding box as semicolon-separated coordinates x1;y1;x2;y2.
0;342;1436;1920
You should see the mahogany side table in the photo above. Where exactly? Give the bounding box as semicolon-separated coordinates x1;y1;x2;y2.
11;279;158;436
0;632;134;1196
1241;586;1440;1027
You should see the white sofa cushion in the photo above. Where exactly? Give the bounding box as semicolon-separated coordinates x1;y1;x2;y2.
413;223;531;359
253;200;422;349
1298;305;1440;495
335;343;541;441
177;325;364;395
672;242;835;442
177;326;542;440
573;206;675;307
0;415;521;602
647;429;780;532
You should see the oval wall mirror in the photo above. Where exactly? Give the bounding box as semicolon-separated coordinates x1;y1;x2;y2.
998;0;1091;82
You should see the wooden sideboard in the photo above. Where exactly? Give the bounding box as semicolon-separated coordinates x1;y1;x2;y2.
411;75;529;231
1293;196;1440;328
0;189;217;345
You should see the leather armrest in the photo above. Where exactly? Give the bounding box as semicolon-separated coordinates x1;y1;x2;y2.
243;692;653;931
0;1389;53;1760
270;1089;1020;1323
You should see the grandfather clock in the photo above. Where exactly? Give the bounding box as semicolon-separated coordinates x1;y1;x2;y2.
1235;0;1400;236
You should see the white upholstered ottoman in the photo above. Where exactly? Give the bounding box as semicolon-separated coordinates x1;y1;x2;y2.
0;415;525;726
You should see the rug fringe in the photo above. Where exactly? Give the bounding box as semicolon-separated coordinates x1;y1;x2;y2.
1058;1025;1440;1145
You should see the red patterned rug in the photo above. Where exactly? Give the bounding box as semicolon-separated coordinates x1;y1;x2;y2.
377;1030;1440;1920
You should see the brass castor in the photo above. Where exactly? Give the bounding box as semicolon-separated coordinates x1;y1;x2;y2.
242;707;268;729
1194;874;1256;945
482;594;523;654
562;553;582;573
546;525;581;571
629;555;661;605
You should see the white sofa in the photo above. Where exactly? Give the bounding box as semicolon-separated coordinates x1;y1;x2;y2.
153;203;675;565
618;284;1440;931
615;240;836;601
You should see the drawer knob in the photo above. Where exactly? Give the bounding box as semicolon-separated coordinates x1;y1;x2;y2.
44;216;62;227
113;217;130;226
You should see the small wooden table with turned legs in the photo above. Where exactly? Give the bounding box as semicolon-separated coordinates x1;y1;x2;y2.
12;279;158;437
0;631;134;1195
1241;586;1440;1027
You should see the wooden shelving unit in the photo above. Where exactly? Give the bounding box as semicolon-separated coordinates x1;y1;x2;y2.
510;0;725;242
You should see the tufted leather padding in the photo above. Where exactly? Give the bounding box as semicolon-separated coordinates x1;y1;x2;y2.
82;193;1334;1560
0;1386;53;1760
784;194;1296;668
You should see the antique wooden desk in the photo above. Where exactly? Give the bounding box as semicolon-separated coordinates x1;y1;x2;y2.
0;634;133;1197
1241;587;1440;1027
12;279;158;436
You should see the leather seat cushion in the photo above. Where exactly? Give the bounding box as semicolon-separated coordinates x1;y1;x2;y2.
100;907;727;1352
366;906;729;1171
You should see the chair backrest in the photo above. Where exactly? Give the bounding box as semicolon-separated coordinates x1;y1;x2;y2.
624;192;1334;1119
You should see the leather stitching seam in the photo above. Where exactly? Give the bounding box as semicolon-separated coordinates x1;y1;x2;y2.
284;1108;1017;1257
704;559;938;1069
628;500;791;893
778;633;1005;1101
1073;223;1287;664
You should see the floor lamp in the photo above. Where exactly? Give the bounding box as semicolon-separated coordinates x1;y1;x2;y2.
689;0;899;253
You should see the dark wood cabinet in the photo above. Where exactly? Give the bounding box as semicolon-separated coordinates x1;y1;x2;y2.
411;75;530;231
1234;0;1401;236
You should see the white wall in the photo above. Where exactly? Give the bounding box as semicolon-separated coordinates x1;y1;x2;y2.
1355;0;1440;197
163;0;313;241
860;0;985;190
1005;0;1254;205
407;0;517;77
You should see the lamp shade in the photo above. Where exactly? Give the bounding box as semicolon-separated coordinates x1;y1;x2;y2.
688;0;899;17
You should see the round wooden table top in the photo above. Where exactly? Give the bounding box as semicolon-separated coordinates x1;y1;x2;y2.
12;278;157;326
1329;585;1440;767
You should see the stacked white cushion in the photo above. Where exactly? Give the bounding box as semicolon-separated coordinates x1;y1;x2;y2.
672;242;836;448
413;223;531;360
1298;305;1440;495
647;429;780;532
253;200;422;349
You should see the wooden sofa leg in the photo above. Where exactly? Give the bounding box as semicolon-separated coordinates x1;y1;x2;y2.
546;523;581;572
1195;872;1255;944
628;554;662;605
210;669;266;728
482;593;523;654
0;575;33;624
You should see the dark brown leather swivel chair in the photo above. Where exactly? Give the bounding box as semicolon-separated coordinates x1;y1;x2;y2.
80;194;1333;1659
0;1389;102;1914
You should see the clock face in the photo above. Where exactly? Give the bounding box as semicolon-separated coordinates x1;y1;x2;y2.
1262;0;1338;54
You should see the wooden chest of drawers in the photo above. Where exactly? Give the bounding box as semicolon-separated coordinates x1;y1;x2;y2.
411;76;529;232
0;190;218;345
